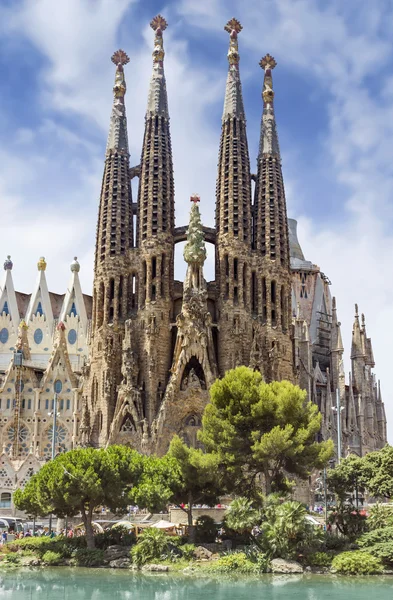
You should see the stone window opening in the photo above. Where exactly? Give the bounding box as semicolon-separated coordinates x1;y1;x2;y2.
262;278;267;323
251;271;257;315
0;492;11;509
243;263;247;305
271;280;277;326
233;258;238;281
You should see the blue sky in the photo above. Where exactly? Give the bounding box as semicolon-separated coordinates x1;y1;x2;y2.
0;0;392;437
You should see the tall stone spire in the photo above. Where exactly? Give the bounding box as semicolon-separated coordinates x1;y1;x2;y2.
251;54;293;383
351;304;364;360
135;15;175;425
216;18;252;243
106;50;130;154
214;19;254;375
137;15;174;246
95;49;133;270
253;54;289;267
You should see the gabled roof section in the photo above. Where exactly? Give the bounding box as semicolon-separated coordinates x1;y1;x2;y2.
41;322;78;389
60;258;88;334
25;258;53;331
0;256;19;323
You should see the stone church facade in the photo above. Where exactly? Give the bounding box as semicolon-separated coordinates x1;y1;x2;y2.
0;17;386;511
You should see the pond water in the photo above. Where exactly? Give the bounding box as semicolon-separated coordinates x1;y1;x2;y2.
0;569;392;599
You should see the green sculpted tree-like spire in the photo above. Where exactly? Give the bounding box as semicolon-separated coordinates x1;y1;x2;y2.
183;195;206;266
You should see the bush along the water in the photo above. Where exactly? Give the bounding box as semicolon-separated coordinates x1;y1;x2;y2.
357;526;393;548
42;551;63;566
131;528;171;567
195;515;218;544
207;552;258;574
367;504;393;530
365;542;393;566
305;551;333;568
71;548;105;567
331;551;383;575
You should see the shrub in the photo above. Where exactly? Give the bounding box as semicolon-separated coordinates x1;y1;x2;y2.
7;535;86;557
368;504;393;530
195;515;218;544
358;526;393;548
131;528;170;567
42;551;62;566
3;553;20;565
180;544;195;560
321;533;349;552
71;548;104;567
366;542;393;566
332;551;383;575
306;551;332;568
243;545;270;572
329;507;367;539
209;551;257;574
95;526;135;549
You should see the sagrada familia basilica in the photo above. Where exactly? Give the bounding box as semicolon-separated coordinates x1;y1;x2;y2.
0;17;386;510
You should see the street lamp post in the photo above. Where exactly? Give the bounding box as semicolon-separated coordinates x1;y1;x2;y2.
332;389;344;463
48;393;59;534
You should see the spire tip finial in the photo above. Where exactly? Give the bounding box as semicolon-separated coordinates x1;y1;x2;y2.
225;18;242;66
355;303;359;317
260;54;277;70
190;194;200;203
150;15;167;64
4;255;12;271
224;18;243;34
37;257;47;272
111;49;130;66
150;14;168;32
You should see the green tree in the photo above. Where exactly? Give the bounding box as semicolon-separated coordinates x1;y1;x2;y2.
361;445;393;499
15;446;144;548
326;454;366;504
167;435;222;541
200;367;333;495
261;500;316;559
224;497;263;547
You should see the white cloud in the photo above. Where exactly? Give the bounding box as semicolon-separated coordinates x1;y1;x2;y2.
0;0;392;439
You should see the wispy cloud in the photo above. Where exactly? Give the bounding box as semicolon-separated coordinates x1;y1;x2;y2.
0;0;392;435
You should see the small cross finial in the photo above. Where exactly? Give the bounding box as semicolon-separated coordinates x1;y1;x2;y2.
224;18;243;34
260;54;277;70
111;49;130;66
355;303;359;317
190;194;200;204
361;313;365;326
150;14;168;32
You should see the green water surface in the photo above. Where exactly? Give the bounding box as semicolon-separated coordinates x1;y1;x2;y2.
0;569;392;599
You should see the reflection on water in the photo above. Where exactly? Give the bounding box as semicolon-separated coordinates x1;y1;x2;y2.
0;569;392;600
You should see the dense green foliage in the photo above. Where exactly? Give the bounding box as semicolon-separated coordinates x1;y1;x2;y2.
362;445;393;499
328;506;367;539
208;552;259;574
195;515;218;544
131;528;171;566
326;455;365;504
71;548;105;567
261;500;318;559
42;550;62;565
167;436;222;536
331;551;383;575
367;504;393;530
365;542;393;566
200;368;333;495
14;446;182;548
357;526;393;548
306;551;332;568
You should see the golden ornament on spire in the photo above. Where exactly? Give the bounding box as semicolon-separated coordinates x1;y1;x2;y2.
111;49;130;66
225;18;242;66
150;14;167;64
260;54;277;70
150;14;168;32
111;50;129;98
260;54;277;104
224;18;242;34
37;256;47;271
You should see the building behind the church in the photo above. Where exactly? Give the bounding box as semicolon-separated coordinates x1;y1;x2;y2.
0;16;386;512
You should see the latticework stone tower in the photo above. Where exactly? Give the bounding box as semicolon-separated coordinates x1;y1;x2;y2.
215;19;253;374
86;49;134;446
81;16;385;458
250;54;293;382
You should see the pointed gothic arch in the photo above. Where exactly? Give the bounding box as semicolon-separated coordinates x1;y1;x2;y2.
180;357;206;390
